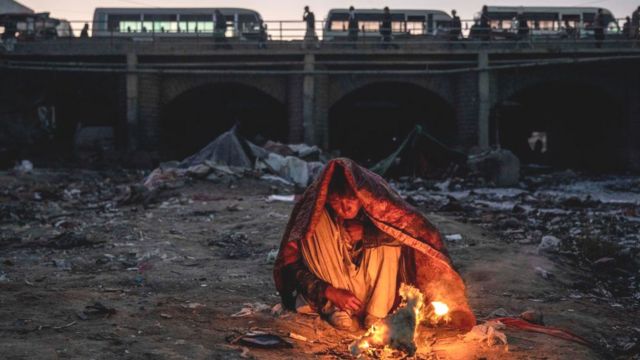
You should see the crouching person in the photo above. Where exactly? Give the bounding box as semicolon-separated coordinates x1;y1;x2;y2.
274;158;476;332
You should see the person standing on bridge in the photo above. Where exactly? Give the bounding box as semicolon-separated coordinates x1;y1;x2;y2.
303;6;318;48
593;8;606;48
516;13;529;40
632;6;640;40
380;7;393;48
214;10;229;49
449;10;462;41
348;6;359;45
479;5;491;41
623;16;633;39
80;23;89;38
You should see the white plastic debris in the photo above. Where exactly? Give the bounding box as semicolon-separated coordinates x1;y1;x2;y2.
13;160;33;174
538;235;561;254
462;320;508;346
445;234;463;242
231;302;271;317
266;195;295;203
266;249;279;263
534;266;553;280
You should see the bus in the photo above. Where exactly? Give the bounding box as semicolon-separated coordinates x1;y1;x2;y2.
0;12;72;39
323;9;452;41
477;6;619;39
92;8;264;40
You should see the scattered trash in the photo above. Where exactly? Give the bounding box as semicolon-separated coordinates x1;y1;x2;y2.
232;331;293;349
520;309;544;325
231;302;271;317
288;332;308;342
82;302;116;319
534;266;553;280
462;320;508;346
445;234;463;242
144;126;326;190
270;303;283;316
538;235;561;254
13;160;34;175
266;195;295;203
52;259;72;271
266;249;279;264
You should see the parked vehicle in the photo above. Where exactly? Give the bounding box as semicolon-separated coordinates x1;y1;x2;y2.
92;7;264;40
323;8;452;41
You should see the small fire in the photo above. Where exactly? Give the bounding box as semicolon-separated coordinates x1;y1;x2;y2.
350;284;425;357
431;301;449;317
426;300;451;326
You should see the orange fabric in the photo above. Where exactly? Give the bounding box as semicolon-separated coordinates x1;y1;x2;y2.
273;158;475;330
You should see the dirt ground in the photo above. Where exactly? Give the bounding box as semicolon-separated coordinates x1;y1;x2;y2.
0;169;638;359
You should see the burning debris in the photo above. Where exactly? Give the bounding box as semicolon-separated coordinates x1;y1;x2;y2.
350;284;454;358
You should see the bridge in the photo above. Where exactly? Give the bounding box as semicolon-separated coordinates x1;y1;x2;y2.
1;37;639;171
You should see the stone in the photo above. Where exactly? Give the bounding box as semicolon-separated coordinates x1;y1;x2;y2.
538;235;561;254
467;149;520;187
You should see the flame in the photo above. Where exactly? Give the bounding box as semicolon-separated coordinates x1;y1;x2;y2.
431;301;449;317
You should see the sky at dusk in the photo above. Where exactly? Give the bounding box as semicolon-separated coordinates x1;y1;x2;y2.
19;0;640;24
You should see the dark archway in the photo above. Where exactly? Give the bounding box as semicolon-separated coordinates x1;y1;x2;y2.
491;82;623;171
161;83;287;160
329;82;456;169
0;71;119;167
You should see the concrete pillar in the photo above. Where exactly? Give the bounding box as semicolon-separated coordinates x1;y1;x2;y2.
302;54;315;145
477;51;490;149
287;75;304;143
126;53;139;151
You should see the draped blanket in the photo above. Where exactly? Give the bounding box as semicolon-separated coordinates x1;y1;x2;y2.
273;158;476;330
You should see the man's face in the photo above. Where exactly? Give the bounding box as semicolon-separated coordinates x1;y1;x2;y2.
328;190;361;220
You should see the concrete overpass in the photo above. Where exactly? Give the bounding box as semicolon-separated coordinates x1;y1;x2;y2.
1;38;639;170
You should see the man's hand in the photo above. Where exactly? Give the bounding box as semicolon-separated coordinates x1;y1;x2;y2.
343;220;363;243
325;286;362;312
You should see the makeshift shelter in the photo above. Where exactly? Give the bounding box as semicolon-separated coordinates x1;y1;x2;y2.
0;0;33;14
370;125;467;178
273;158;476;330
145;126;325;189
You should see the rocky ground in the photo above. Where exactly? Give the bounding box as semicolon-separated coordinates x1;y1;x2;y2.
0;167;639;359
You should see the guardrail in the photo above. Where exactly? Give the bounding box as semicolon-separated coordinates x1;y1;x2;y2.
1;18;638;49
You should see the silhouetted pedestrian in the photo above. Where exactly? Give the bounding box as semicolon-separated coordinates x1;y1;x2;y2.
214;10;229;49
348;6;358;43
258;23;268;49
380;7;392;47
623;16;632;39
479;5;491;41
80;23;89;38
593;8;606;48
450;10;461;40
303;6;318;48
516;13;529;40
632;6;640;39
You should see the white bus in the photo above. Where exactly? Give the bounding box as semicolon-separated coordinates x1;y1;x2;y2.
323;9;452;41
92;8;264;39
480;6;619;39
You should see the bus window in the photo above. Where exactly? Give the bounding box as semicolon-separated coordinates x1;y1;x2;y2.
407;15;425;35
238;14;259;32
110;14;140;32
145;14;176;33
331;21;347;31
181;14;212;33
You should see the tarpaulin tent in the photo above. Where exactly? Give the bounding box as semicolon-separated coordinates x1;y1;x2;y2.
370;125;467;178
